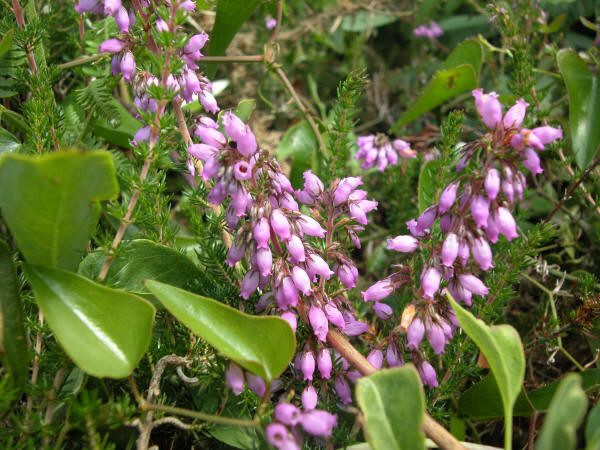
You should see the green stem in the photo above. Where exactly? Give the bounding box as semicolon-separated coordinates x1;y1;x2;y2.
141;402;257;428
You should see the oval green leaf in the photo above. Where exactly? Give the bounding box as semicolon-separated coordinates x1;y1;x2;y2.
356;366;426;450
277;121;317;190
391;39;482;131
0;241;28;389
79;239;203;294
145;280;295;381
24;264;155;379
557;49;600;169
448;295;525;450
534;374;588;450
0;151;119;271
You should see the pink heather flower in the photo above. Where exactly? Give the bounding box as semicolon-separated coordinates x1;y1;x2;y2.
246;372;266;397
472;89;502;129
342;318;369;336
458;273;489;296
291;266;312;295
334;376;352;405
471;195;490;228
441;233;459;267
301;351;315;381
317;349;332;379
407;317;425;350
98;38;126;53
225;363;245;395
457;238;470;266
333;176;362;205
299;410;338;437
280;311;297;332
393;139;417;158
104;0;121;16
195;127;226;148
286;235;305;263
302;386;318;410
421;267;441;299
427;323;446;354
110;55;121;76
240;269;259;299
298;215;326;238
416;206;438;232
199;90;219;114
114;6;130;32
387;343;403;367
367;349;383;369
222;111;246;141
280;277;299;308
188;143;216;161
346;369;362;383
362;279;394;302
306;253;333;280
503;98;529;128
75;0;103;14
324;303;346;328
309;306;328;342
302;170;324;196
275;403;301;426
486;213;500;243
496;207;519;240
237;128;258;157
132;126;151;147
253;217;270;249
266;423;292;449
255;248;273;277
233;160;253;180
226;241;245;267
471;237;494;270
522;147;543;174
179;0;196;11
265;15;277;30
532;126;562;146
184;32;209;54
387;235;419;252
502;178;514;203
373;302;393;319
349;199;378;225
120;51;135;82
418;361;438;388
270;209;291;241
438;182;459;214
485;168;501;201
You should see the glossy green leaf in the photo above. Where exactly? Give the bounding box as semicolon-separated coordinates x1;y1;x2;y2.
277;120;316;190
535;374;588;450
0;151;119;271
78;239;203;294
204;0;262;78
24;264;155;379
340;11;397;32
448;296;525;450
0;128;21;153
0;241;28;389
0;30;13;59
91;98;143;148
557;49;600;169
233;99;256;122
459;370;600;420
391;40;482;131
356;366;426;450
417;160;441;213
145;280;295;381
585;401;600;450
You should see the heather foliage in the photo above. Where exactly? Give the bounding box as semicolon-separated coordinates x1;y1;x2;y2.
0;1;599;449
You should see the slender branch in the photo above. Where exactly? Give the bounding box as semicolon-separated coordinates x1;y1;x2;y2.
140;402;257;428
274;66;328;159
25;311;44;420
11;0;37;72
544;154;600;224
57;54;104;70
98;159;151;281
326;330;466;450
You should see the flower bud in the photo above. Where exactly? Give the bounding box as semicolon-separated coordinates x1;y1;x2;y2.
361;279;394;302
253;217;270;249
407;317;425;350
386;235;419;252
225;363;244;395
496;207;519;241
418;361;438;388
245;372;265;397
240;269;259;299
266;423;291;448
471;237;494;271
280;277;299;308
421;267;441;299
438;182;458;214
255;248;272;277
302;385;318;410
472;89;502;129
416;206;438;232
275;403;301;426
386;343;403;367
324;303;346;328
503;98;528;128
334;376;352;405
317;349;332;379
98;38;126;53
280;311;297;332
367;349;383;369
522;147;543;175
532;126;562;145
302;170;324;196
301;351;315;381
298;215;326;238
458;273;489;296
104;0;121;16
184;32;209;54
333;176;362;205
427;323;446;354
306;253;333;280
373;302;393;319
299;410;338;437
308;306;328;342
291;266;312;295
114;6;130;33
286;235;305;263
226;240;245;267
471;195;490;228
270;209;291;241
441;233;459;267
485;168;500;201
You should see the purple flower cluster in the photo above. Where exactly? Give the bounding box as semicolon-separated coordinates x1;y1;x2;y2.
356;134;416;171
413;21;444;39
362;91;562;387
266;402;337;449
